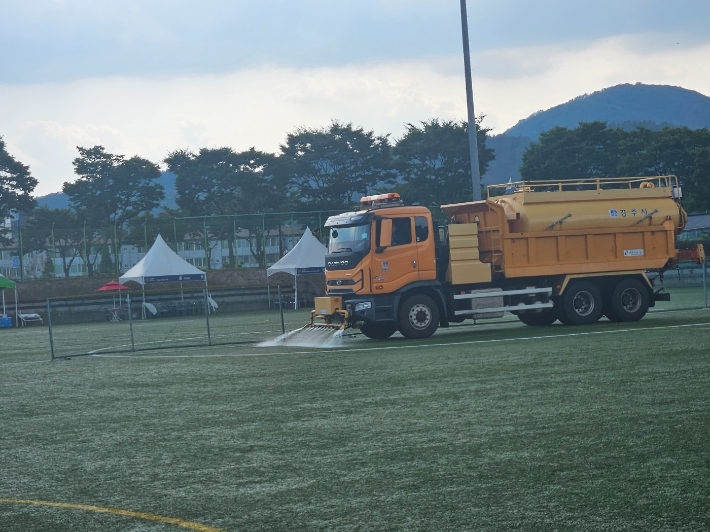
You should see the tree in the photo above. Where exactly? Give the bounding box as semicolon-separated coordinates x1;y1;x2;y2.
392;117;495;207
82;224;111;277
520;121;623;181
166;147;241;268
619;126;710;213
278;121;395;211
0;136;37;242
23;208;84;279
166;147;289;268
98;246;115;276
519;122;710;213
64;146;164;252
124;208;182;251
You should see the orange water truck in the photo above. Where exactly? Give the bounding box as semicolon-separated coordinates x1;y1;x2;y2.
307;176;704;339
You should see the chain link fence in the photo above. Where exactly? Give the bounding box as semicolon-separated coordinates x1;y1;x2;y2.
42;284;318;360
0;210;343;281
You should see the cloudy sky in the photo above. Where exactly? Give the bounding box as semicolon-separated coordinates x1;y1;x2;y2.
2;0;710;196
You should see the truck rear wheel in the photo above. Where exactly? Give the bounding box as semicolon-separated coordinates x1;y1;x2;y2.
398;294;440;339
561;281;603;325
609;279;649;322
554;297;572;325
518;308;557;326
360;322;398;340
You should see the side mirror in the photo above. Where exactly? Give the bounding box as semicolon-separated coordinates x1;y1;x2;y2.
377;218;392;253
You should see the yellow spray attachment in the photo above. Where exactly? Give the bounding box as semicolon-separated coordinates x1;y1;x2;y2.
304;296;349;330
307;309;349;330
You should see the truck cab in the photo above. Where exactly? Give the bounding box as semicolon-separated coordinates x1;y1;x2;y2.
323;194;444;338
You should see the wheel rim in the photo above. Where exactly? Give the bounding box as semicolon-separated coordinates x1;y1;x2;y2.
620;288;642;313
408;303;432;330
572;291;595;316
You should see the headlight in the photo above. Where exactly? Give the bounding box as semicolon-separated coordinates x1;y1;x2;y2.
354;301;372;312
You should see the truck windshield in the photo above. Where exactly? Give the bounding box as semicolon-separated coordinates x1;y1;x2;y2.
328;224;370;254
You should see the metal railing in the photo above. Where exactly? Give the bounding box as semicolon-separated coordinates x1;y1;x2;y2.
488;175;678;197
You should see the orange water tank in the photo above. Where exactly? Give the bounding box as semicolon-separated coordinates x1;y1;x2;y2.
490;177;685;234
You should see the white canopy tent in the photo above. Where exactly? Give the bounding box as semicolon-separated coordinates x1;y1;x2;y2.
267;227;326;309
120;234;208;318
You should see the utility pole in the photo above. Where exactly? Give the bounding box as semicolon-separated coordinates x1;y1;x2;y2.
460;0;482;201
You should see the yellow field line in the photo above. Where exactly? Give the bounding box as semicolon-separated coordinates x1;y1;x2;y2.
0;499;228;532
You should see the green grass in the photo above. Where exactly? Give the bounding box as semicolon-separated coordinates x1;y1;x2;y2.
1;294;710;530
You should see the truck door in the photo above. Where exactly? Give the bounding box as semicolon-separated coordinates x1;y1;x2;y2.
414;215;437;281
372;216;419;293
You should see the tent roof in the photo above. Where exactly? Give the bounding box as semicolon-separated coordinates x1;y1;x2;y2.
119;234;206;286
0;274;16;289
96;280;131;292
267;227;326;277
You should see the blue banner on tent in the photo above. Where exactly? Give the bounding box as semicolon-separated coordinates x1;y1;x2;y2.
145;274;206;283
296;267;325;275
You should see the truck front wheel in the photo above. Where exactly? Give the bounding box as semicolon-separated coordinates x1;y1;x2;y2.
398;294;440;339
360;322;398;340
561;281;603;325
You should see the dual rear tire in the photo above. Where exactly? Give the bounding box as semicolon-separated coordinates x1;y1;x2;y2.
518;282;604;326
521;278;650;327
604;278;650;322
558;281;604;325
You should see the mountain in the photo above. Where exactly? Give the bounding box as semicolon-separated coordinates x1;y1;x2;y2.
504;83;710;140
483;134;532;185
36;172;178;211
484;83;710;185
35;191;70;210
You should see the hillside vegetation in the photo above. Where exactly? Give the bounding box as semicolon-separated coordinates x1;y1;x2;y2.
505;83;710;140
485;83;710;184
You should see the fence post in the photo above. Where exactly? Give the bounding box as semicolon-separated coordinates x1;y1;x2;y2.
278;285;285;334
18;221;25;281
127;294;135;352
204;288;212;346
114;221;120;277
262;214;266;267
233;215;237;269
83;221;88;277
203;217;210;270
46;298;55;360
703;260;707;308
51;222;57;279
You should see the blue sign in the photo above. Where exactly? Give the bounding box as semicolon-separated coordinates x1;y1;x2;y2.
296;267;325;275
145;274;205;283
12;258;19;268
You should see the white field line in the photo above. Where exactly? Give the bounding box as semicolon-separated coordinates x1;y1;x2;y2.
85;331;265;354
67;307;710;355
0;359;51;366
92;321;710;359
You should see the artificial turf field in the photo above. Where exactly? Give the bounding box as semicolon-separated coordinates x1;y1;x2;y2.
1;288;709;531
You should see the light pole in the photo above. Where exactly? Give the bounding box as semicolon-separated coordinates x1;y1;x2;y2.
460;0;482;201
